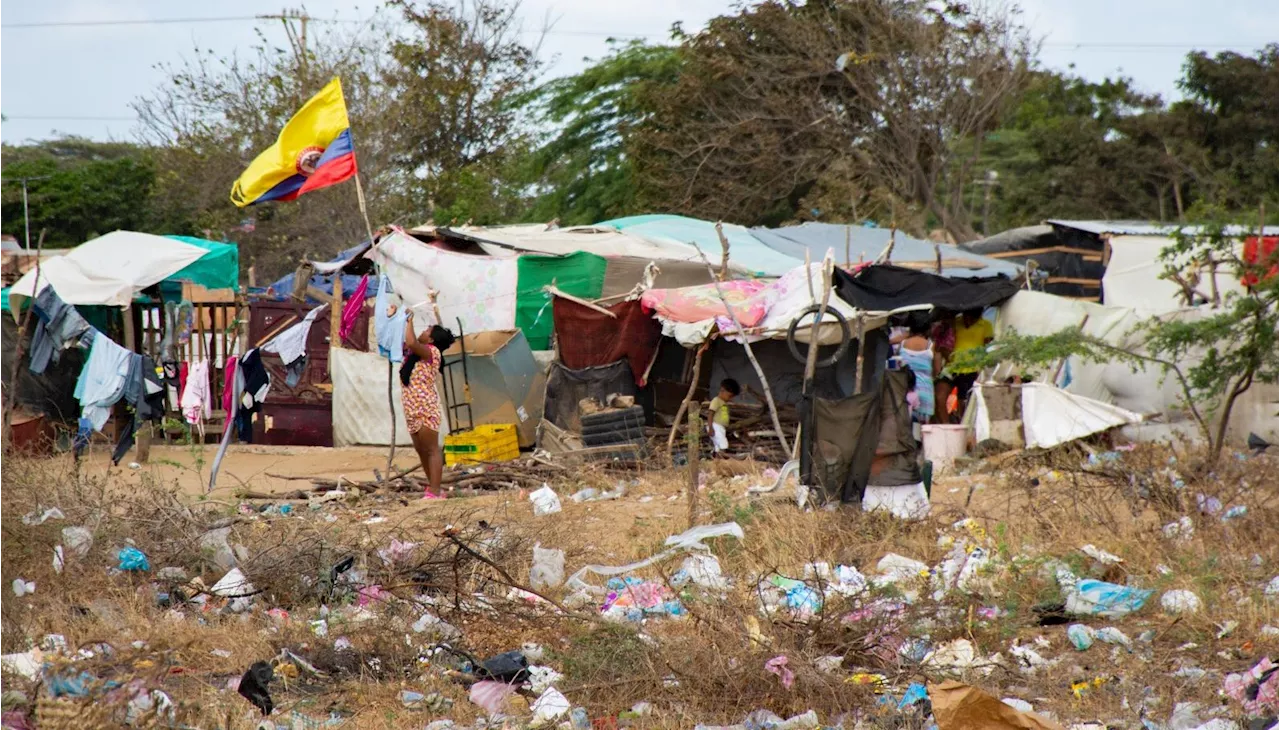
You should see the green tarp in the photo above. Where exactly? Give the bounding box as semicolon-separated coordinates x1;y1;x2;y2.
515;251;606;350
164;235;239;292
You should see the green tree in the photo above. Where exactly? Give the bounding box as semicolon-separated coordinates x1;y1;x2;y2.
0;138;187;247
520;40;682;225
631;0;1033;239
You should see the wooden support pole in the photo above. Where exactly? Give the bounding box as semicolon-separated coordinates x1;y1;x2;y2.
330;276;343;350
694;248;790;455
667;338;710;457
852;314;866;395
687;402;702;529
545;285;617;318
715;221;731;281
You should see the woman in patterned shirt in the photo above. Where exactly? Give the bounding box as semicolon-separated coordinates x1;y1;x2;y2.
401;312;453;498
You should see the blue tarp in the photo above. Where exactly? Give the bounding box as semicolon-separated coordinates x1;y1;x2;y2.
262;242;378;302
601;214;800;278
749;223;1022;279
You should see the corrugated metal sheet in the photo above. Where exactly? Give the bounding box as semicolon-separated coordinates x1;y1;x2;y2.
1048;220;1280;237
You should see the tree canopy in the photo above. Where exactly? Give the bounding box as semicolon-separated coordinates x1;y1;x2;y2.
3;4;1275;268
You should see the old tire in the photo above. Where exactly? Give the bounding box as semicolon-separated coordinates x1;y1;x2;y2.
786;305;851;367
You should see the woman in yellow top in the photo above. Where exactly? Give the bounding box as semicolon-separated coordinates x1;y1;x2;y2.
940;308;993;420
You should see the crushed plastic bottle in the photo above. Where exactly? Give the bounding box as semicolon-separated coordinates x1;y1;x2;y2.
1067;624;1096;651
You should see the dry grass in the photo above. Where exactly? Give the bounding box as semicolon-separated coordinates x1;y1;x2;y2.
1;442;1276;728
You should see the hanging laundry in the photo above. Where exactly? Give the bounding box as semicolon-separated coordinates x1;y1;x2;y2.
112;356;166;465
339;274;370;342
263;306;325;368
222;356;239;415
374;274;408;363
29;286;92;375
73;330;134;432
159;300;194;364
238;349;271;412
180;359;213;432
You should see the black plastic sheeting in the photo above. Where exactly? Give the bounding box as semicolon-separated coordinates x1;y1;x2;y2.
542;361;641;433
811;370;919;504
833;264;1022;313
961;224;1106;299
1;316;84;424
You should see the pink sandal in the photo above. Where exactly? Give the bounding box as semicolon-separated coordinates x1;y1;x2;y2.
422;490;446;500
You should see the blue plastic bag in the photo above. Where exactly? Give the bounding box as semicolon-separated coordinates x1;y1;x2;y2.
1065;579;1152;617
117;547;150;572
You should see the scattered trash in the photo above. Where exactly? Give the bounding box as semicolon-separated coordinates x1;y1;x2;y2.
601;577;684;622
11;579;34;598
199;527;239;571
1221;505;1248;520
401;690;452;712
874;553;930;585
1002;697;1034;713
1163;516;1195;541
238;661;274;715
529;484;563;516
930;681;1061;730
1161;589;1203;615
61;527;93;559
469;680;518;715
1;651;41;680
1223;657;1278;718
116;547;150;572
1081;544;1123;565
1063;578;1153;617
570;482;627;503
21;507;65;525
530;687;571;725
412;612;461;641
765;655;795;689
923;639;1001;677
1095;627;1132;648
1265;576;1279;597
478;651;530;684
1066;624;1095;650
530;544;566;590
376;538;419;565
676;554;730;591
528;665;565;695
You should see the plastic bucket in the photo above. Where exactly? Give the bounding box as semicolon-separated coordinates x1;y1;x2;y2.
921;424;968;469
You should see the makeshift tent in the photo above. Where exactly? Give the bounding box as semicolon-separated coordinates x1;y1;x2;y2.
751;223;1021;279
515;251;607;350
603;214;800;277
961;224;1105;299
834;264;1023;313
441;330;545;448
810;370;920;504
552;297;663;386
1102;235;1248;310
8;231;211;310
263;241;380;301
369;229;518;336
972;383;1143;450
442;223;702;263
163;236;240;292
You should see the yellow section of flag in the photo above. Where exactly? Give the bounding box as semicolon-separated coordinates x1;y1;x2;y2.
230;77;351;208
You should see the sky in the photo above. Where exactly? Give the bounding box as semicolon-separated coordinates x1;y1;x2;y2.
1;0;1276;145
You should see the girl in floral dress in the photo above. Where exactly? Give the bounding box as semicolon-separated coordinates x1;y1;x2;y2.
402;312;449;498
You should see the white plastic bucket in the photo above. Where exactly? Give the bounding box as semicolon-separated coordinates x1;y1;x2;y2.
921;424;968;469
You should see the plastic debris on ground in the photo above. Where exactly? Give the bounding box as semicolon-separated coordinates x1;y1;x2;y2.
1223;657;1279;718
601;577;684;622
61;526;93;559
1081;544;1123;565
376;538;419;565
529;544;566;590
1061;576;1153;617
1163;516;1195;541
530;686;571;725
11;579;34;597
529;484;562;516
21;507;64;525
764;655;794;689
469;680;519;715
1162;589;1203;615
922;639;1002;677
929;680;1062;730
565;521;743;591
116;546;150;572
1066;624;1095;650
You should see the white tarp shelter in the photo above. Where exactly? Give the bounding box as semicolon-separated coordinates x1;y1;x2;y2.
972;383;1143;449
331;348;448;447
7;231;208;311
442;223;705;266
1103;235;1247;310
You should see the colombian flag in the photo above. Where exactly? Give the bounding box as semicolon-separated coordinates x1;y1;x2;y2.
230;78;357;207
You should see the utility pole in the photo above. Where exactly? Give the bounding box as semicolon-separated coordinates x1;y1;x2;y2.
2;175;52;249
972;170;999;237
257;9;312;70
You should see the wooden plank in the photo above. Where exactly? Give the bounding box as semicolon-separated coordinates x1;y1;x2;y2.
986;245;1105;259
1045;277;1102;286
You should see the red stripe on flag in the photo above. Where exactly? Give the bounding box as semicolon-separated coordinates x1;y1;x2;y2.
298;152;357;196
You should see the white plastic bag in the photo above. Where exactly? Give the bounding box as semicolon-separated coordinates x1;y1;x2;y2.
530;686;570;725
1161;589;1202;615
529;485;562;516
62;526;93;559
530;544;565;590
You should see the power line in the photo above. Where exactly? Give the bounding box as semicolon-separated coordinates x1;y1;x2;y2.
1;15;358;29
4;115;135;121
